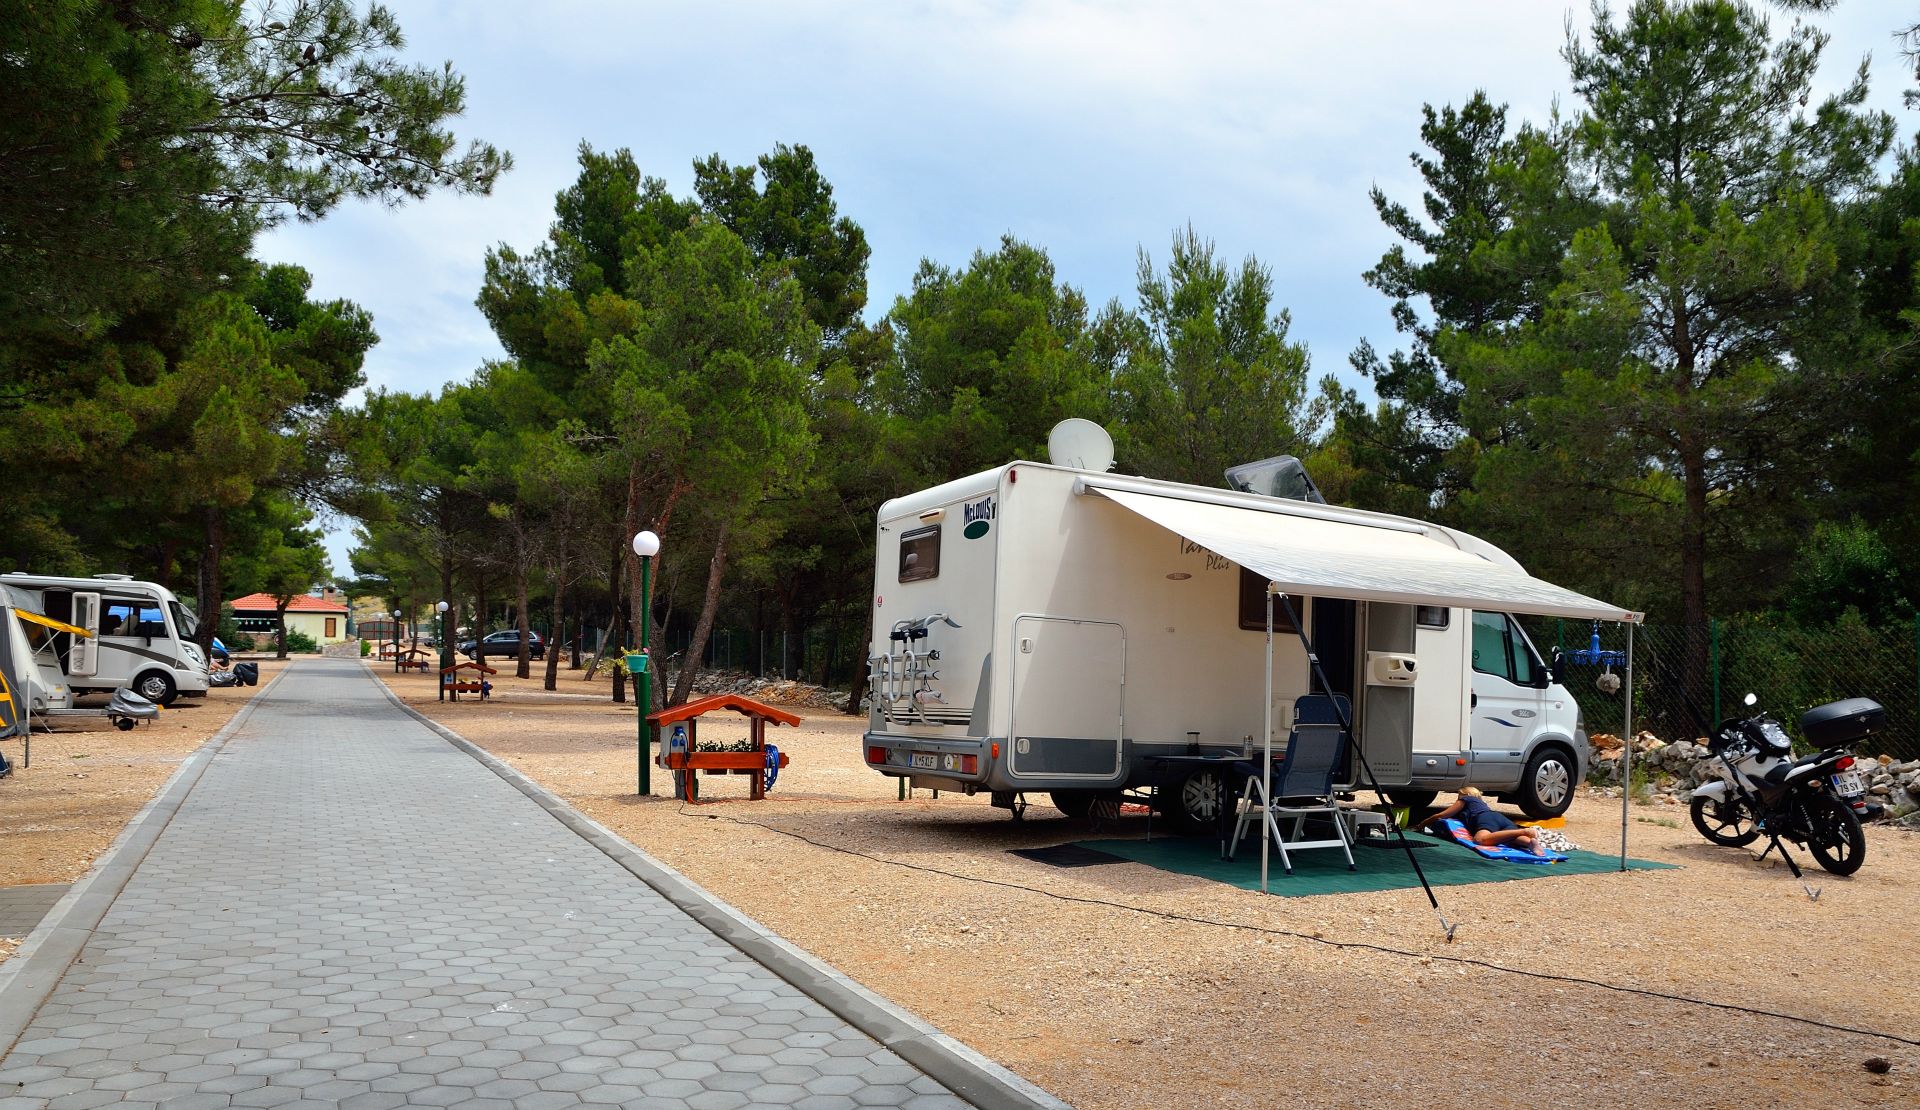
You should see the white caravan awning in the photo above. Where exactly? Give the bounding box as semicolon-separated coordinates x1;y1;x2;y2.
1086;483;1641;624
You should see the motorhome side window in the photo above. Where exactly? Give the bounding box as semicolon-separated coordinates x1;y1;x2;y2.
898;526;941;583
1470;611;1537;684
1237;567;1306;632
1415;605;1450;629
103;601;166;637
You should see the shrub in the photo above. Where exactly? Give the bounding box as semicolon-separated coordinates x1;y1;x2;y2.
360;638;372;657
283;628;320;654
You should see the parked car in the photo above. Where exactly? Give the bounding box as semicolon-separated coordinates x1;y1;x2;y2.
459;629;545;659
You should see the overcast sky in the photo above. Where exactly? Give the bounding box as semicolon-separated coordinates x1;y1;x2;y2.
255;1;1915;571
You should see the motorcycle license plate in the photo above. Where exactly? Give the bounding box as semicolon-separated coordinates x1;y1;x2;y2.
910;752;939;770
1831;769;1865;795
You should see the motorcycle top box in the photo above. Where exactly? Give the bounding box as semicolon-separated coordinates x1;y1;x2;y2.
1799;697;1885;747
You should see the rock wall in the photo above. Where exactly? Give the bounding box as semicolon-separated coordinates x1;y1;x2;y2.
1590;731;1920;823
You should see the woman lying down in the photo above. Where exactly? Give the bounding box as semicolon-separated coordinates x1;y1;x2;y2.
1417;787;1548;855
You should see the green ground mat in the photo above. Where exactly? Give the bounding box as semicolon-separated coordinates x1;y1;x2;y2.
1078;833;1675;896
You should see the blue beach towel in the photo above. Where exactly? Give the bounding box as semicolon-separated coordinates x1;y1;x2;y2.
1438;819;1566;864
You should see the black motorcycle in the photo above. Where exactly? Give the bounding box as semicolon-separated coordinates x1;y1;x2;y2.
1687;695;1882;877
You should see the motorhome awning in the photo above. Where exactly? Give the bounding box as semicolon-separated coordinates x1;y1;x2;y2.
1086;484;1640;623
13;609;92;637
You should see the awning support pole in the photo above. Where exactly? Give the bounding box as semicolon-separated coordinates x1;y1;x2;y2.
1261;586;1274;893
1273;591;1447;931
1620;621;1635;872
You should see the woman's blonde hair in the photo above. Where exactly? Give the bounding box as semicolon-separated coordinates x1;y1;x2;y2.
1459;786;1484;798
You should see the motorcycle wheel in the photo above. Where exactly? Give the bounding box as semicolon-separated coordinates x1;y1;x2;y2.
1689;794;1760;847
1802;794;1866;876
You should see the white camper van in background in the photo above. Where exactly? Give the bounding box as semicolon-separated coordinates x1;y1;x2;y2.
863;423;1635;829
0;573;209;705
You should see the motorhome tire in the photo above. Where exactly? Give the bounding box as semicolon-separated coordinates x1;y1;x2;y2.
1164;769;1227;835
1515;746;1575;819
1050;791;1094;819
1386;789;1438;810
134;670;177;706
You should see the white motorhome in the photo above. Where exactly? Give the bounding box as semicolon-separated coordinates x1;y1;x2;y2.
0;573;209;705
862;430;1637;829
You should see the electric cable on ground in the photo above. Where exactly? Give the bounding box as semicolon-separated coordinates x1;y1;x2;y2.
678;805;1920;1051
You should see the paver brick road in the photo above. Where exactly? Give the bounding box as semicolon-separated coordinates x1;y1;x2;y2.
0;660;974;1109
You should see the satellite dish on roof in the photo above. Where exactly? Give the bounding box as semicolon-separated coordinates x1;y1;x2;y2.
1046;419;1115;472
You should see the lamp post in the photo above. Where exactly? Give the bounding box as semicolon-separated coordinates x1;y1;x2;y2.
392;609;402;673
632;530;660;795
436;600;450;699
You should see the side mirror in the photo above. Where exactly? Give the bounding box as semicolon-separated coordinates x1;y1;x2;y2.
1549;649;1567;686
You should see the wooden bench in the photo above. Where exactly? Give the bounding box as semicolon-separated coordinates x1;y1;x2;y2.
438;660;497;702
647;694;799;803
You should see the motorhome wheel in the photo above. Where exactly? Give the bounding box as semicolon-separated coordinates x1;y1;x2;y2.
1515;746;1575;819
1386;789;1438;811
1164;769;1227;835
134;670;177;706
1050;790;1094;820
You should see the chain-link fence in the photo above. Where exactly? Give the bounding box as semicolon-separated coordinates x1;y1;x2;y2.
1534;615;1919;762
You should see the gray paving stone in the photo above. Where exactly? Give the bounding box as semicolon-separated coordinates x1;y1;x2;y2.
0;661;984;1109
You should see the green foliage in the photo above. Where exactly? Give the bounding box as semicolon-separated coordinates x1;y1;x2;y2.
359;637;372;657
876;235;1113;484
695;144;871;339
282;627;319;654
215;604;245;649
1343;0;1898;633
1780;520;1915;627
1110;227;1319;486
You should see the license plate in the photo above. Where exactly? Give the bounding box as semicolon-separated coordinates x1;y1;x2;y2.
910;752;938;769
1831;769;1865;795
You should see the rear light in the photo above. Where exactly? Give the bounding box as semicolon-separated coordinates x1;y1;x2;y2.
960;754;977;774
991;742;1000;759
1834;756;1854;771
867;746;887;764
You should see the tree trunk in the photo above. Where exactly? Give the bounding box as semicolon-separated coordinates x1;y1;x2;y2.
515;559;532;680
1679;430;1710;696
610;535;627;703
569;592;582;669
544;549;566;690
194;506;224;654
779;594;797;680
670;525;729;706
439;562;456;671
275;602;289;659
845;667;869;716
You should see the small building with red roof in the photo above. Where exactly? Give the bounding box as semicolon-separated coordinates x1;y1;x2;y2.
227;589;351;648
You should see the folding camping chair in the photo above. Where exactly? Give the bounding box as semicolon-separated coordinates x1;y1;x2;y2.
1228;693;1355;873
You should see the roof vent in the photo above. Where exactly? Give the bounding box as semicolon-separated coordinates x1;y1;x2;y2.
93;573;134;581
1224;456;1326;504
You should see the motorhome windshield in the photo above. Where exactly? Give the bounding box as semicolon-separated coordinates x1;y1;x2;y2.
170;600;197;638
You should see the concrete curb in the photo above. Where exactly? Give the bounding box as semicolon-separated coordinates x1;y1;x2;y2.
0;664;298;1058
363;663;1070;1110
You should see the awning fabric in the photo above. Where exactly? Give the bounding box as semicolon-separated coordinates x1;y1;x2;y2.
13;608;91;637
1090;485;1640;623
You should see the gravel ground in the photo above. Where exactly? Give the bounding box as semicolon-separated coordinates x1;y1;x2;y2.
378;664;1917;1108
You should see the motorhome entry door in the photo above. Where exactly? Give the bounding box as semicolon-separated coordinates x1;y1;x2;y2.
69;592;100;677
1008;616;1123;779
